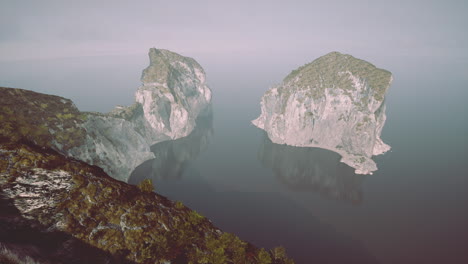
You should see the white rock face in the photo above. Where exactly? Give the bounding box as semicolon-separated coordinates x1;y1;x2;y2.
64;48;212;182
67;114;156;181
135;48;212;140
252;52;392;174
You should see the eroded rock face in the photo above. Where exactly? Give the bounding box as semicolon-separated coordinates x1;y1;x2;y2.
75;49;211;181
0;49;212;182
135;48;212;140
67;113;156;181
253;52;392;174
74;48;212;181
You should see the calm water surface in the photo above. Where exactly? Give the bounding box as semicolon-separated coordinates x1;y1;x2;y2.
129;59;468;264
2;55;467;264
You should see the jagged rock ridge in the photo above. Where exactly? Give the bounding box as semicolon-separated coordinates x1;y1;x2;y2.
253;52;392;174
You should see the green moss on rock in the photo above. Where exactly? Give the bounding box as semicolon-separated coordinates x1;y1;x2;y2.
0;87;86;151
140;48;204;89
0;141;295;264
282;52;392;101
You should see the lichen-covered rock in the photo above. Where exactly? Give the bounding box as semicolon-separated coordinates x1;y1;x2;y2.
0;87;152;182
253;52;392;174
0;141;294;264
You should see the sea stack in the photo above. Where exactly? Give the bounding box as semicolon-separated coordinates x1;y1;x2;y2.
252;52;392;174
0;48;212;182
134;48;212;140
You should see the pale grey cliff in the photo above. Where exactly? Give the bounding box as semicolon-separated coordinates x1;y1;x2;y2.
253;52;391;174
135;48;212;140
63;48;212;181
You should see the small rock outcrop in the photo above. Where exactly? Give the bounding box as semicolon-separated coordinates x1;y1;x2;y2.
253;52;392;174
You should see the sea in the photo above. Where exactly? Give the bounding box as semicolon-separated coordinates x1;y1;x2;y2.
1;52;467;264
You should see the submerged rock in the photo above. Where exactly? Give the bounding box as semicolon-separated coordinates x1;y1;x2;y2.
253;52;392;174
0;48;212;181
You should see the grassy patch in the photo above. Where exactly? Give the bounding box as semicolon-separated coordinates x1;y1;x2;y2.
283;52;391;101
0;87;86;151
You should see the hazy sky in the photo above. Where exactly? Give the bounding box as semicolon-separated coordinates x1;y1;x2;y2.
1;0;467;61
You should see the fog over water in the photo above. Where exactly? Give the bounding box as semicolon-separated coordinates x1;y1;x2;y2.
1;1;467;263
2;52;466;263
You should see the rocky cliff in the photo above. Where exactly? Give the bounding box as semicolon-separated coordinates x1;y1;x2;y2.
252;52;392;174
0;87;293;263
0;48;212;182
135;48;212;140
0;141;294;264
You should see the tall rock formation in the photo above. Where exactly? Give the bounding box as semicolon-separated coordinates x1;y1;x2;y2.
252;52;392;174
134;48;212;141
0;48;212;182
69;48;212;181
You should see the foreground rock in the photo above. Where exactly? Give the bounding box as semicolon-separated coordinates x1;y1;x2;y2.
0;141;293;264
253;52;392;174
0;85;293;263
0;48;211;182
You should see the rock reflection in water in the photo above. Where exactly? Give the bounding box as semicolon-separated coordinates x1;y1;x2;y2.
128;110;213;184
258;133;366;204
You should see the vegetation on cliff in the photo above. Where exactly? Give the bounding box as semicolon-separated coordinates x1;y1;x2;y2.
283;51;392;101
0;87;87;151
0;86;295;263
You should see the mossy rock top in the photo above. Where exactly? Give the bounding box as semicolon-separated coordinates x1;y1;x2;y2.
140;48;204;85
283;51;392;101
0;86;294;264
0;87;87;151
0;140;295;264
